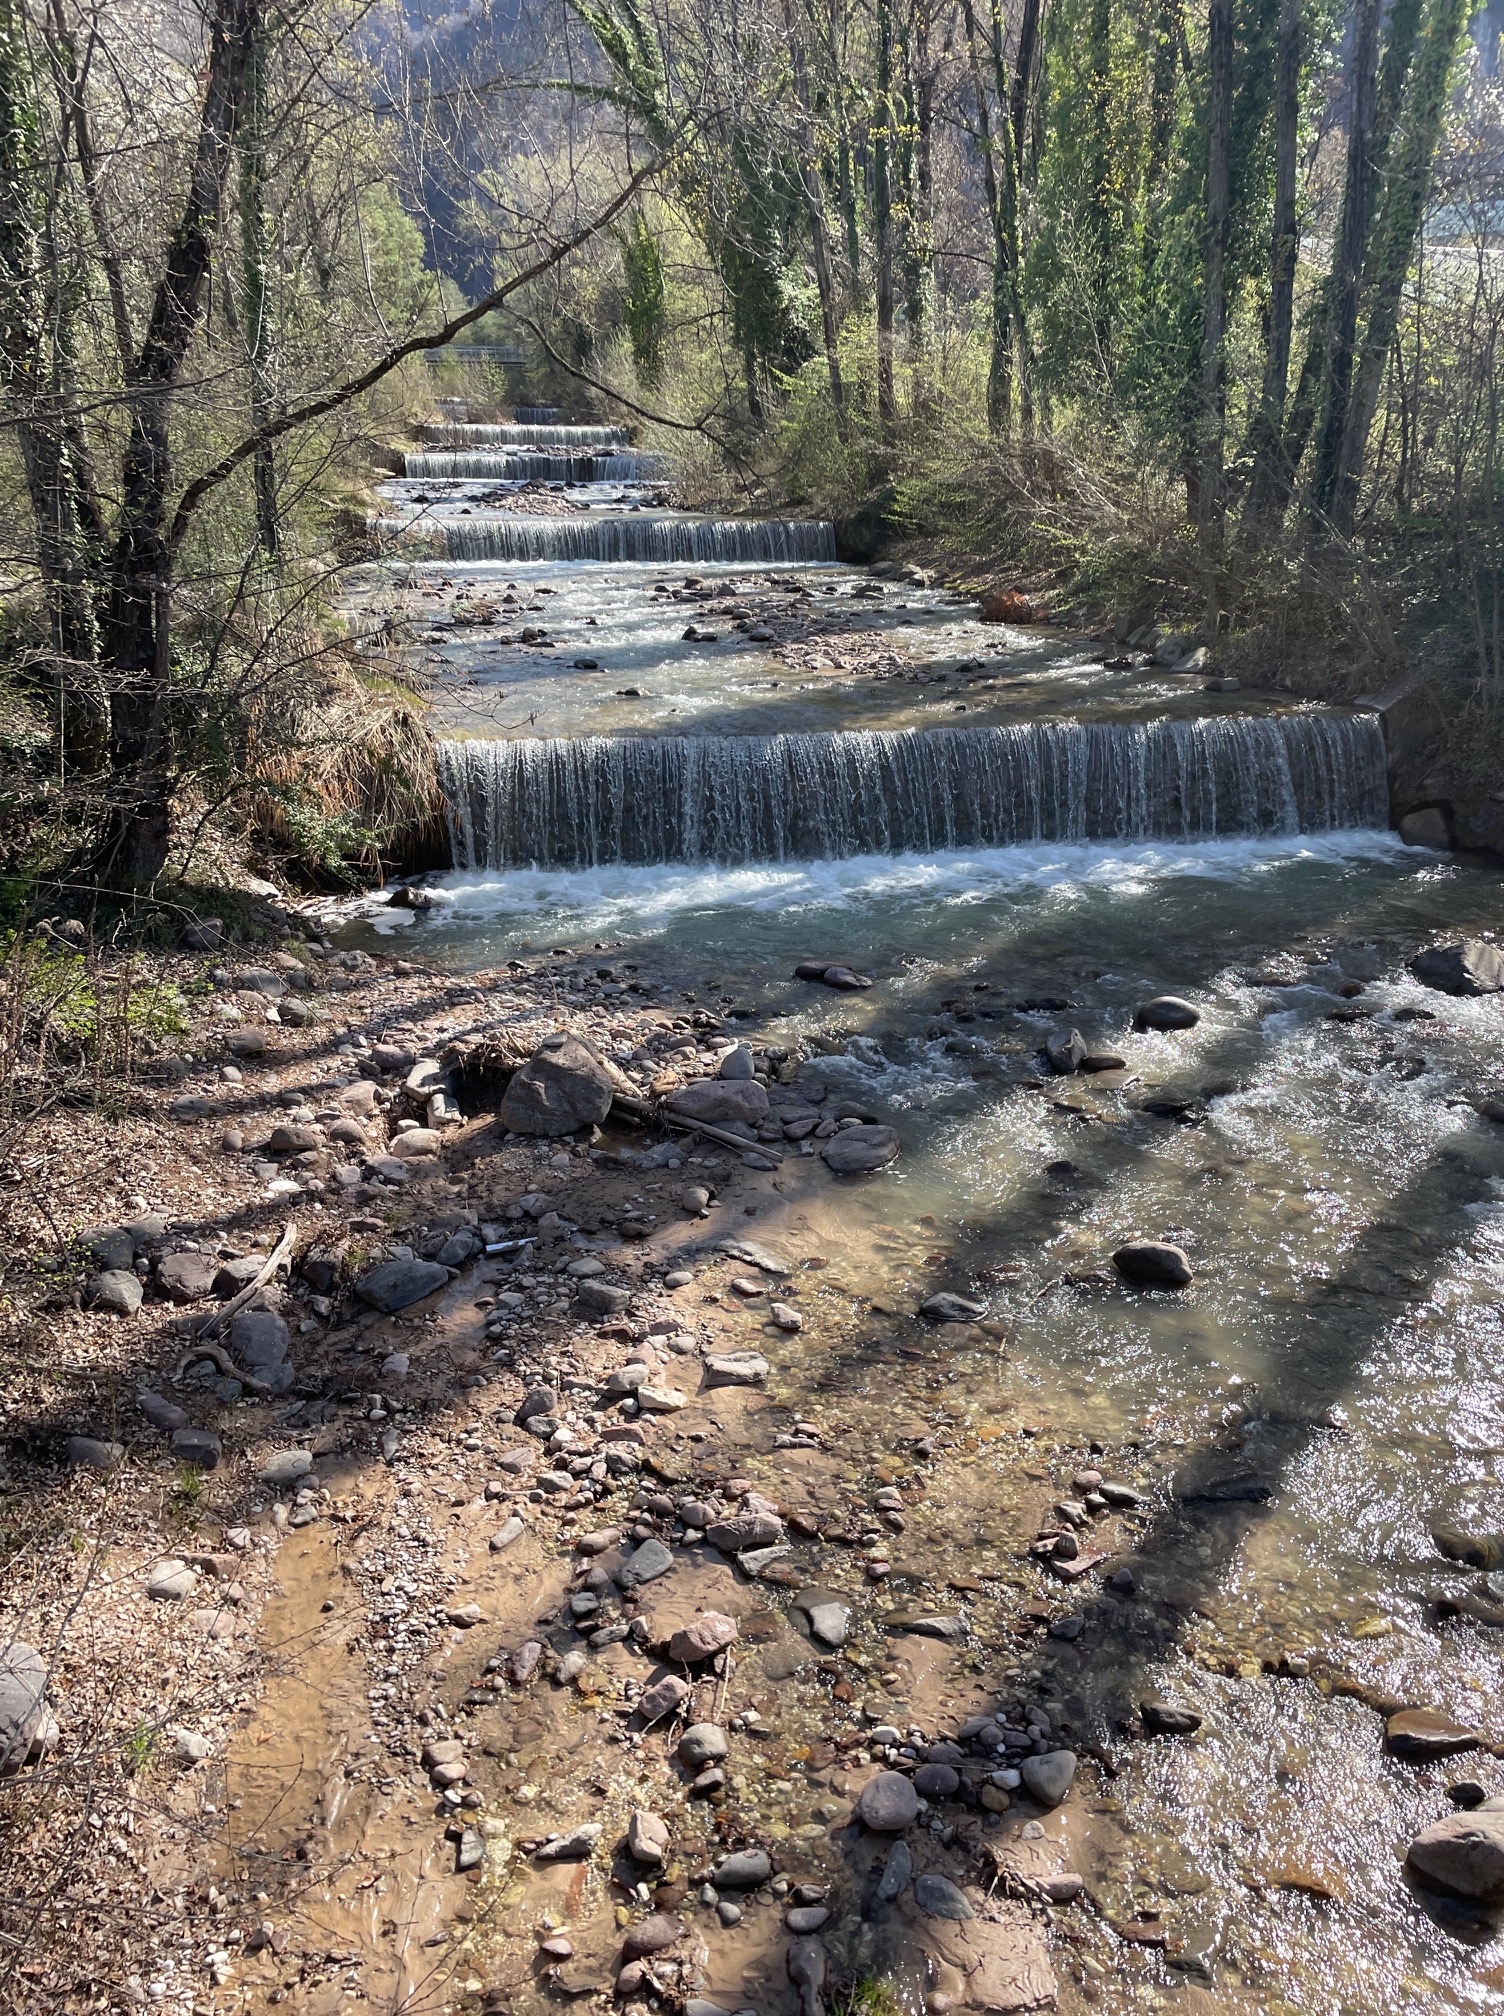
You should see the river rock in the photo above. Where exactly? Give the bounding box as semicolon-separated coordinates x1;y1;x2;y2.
1141;1697;1202;1737
171;1428;222;1470
1046;1028;1086;1074
258;1449;313;1487
822;1124;900;1174
1133;996;1201;1031
147;1558;198;1601
678;1723;729;1767
489;1516;526;1551
1410;940;1504;997
628;1808;670;1865
355;1258;449;1311
716;1237;791;1274
156;1251;219;1303
667;1078;769;1125
86;1270;142;1316
231;1307;290;1368
668;1613;738;1662
718;1045;755;1080
638;1673;691;1721
535;1823;602;1861
703;1351;769;1388
0;1643;47;1775
706;1512;783;1553
787;1906;831;1934
137;1389;188;1431
915;1762;961;1799
859;1770;919;1831
920;1291;986;1322
622;1913;684;1958
915;1874;975;1920
576;1280;631;1316
618;1539;674;1588
715;1848;772;1887
1399;806;1452;849
268;1123;320;1156
1387;1709;1481;1763
65;1435;123;1471
515;1385;558;1425
498;1033;615;1136
389;1127;442;1159
1113;1240;1193;1288
804;1601;851;1648
876;1838;912;1901
1408;1808;1504;1903
1021;1750;1077;1807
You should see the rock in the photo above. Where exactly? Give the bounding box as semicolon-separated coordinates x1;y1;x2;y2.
156;1251;219;1303
859;1770;919;1831
258;1449;314;1487
628;1808;670;1865
822;1124;900;1175
667;1079;769;1125
636;1384;686;1412
515;1385;558;1425
65;1435;123;1471
769;1302;803;1331
915;1762;961;1800
385;1126;440;1161
714;1849;772;1887
0;1644;48;1775
1399;806;1452;849
718;1046;755;1080
499;1034;615;1136
1141;1698;1202;1737
230;1307;290;1368
922;1905;1057;2011
456;1828;485;1872
668;1613;738;1663
787;1906;830;1934
86;1270;142;1316
576;1280;631;1316
137;1389;188;1431
678;1724;729;1767
716;1237;792;1274
1133;996;1201;1031
268;1123;321;1157
1433;1524;1504;1569
534;1823;602;1861
703;1352;769;1388
787;1937;830;2016
915;1875;975;1920
1021;1750;1076;1807
876;1838;912;1901
804;1601;850;1648
1407;1808;1504;1904
224;1028;267;1058
171;1428;222;1471
1113;1241;1193;1289
920;1291;986;1322
171;1727;212;1762
354;1258;449;1312
622;1913;684;1958
1045;1028;1086;1074
706;1513;783;1553
681;1185;711;1214
182;919;223;952
1387;1709;1480;1763
638;1674;691;1721
618;1539;675;1588
147;1559;199;1601
489;1516;526;1552
1410;940;1504;997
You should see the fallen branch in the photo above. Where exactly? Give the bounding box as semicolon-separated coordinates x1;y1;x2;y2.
171;1219;299;1386
612;1091;785;1165
171;1339;273;1396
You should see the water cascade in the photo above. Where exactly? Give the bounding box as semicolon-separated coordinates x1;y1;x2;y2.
514;406;561;424
418;423;630;449
403;450;669;482
438;516;838;565
438;713;1388;870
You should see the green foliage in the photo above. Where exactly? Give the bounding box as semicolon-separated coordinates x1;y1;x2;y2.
120;1721;157;1778
618;211;667;385
1;934;187;1058
833;1980;903;2016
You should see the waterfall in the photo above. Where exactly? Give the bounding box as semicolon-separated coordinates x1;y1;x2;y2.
418;423;630;449
403;450;670;482
437;715;1389;870
515;406;561;424
438;516;838;564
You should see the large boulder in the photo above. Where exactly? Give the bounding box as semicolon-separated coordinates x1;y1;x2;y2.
1410;940;1504;997
0;1644;48;1776
822;1124;900;1174
498;1034;615;1137
1408;1808;1504;1904
1133;995;1201;1031
666;1079;769;1126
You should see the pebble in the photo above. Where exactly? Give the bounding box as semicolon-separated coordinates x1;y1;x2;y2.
768;1303;803;1332
136;1389;188;1431
534;1823;602;1861
914;1762;960;1799
919;1291;986;1322
678;1724;729;1767
876;1840;912;1902
716;1900;743;1926
1141;1697;1202;1737
703;1352;770;1387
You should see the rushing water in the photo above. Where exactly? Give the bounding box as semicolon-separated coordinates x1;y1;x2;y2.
437;514;838;564
403;450;670;482
343;421;1504;2015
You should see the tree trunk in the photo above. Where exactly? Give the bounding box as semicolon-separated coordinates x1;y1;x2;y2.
238;14;277;553
1331;0;1470;532
962;0;1010;430
1244;0;1301;515
1307;0;1382;520
785;0;845;409
96;0;259;886
874;0;897;423
1198;0;1233;563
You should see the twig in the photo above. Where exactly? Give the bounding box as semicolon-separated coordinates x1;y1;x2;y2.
170;1220;299;1385
170;1339;272;1396
612;1091;784;1165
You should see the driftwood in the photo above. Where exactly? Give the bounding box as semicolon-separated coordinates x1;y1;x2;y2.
171;1339;273;1396
611;1090;784;1165
171;1219;298;1388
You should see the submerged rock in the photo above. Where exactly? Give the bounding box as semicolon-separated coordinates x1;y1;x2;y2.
1141;1697;1202;1737
920;1291;986;1322
1408;1808;1504;1904
1410;940;1504;997
1113;1240;1193;1289
1134;995;1201;1031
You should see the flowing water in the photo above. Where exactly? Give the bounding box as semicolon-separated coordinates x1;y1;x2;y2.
346;419;1504;2014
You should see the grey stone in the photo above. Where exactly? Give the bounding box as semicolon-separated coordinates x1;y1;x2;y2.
681;1185;711;1214
576;1279;631;1316
1133;995;1201;1031
920;1291;986;1322
876;1838;912;1901
805;1602;850;1648
718;1046;756;1080
628;1808;670;1865
181;919;223;952
65;1435;123;1471
389;1127;442;1160
667;1078;770;1125
230;1307;291;1369
137;1389;188;1431
156;1251;219;1303
1113;1241;1193;1289
915;1874;974;1920
1398;806;1452;850
86;1270;142;1316
146;1559;199;1601
456;1828;485;1871
821;1124;900;1174
268;1124;320;1156
534;1822;602;1861
703;1352;769;1388
705;1513;783;1553
354;1259;449;1312
786;1906;830;1934
714;1849;772;1888
171;1727;212;1762
622;1913;684;1957
858;1770;919;1831
741;1545;793;1577
915;1762;961;1799
638;1674;691;1722
85;1226;136;1271
1411;940;1504;997
617;1539;674;1588
1408;1809;1504;1903
515;1385;558;1425
0;1643;47;1775
678;1723;729;1767
1021;1750;1077;1807
1046;1028;1086;1074
715;1238;791;1275
498;1035;615;1137
489;1516;526;1551
258;1449;314;1487
171;1428;222;1471
1141;1697;1202;1737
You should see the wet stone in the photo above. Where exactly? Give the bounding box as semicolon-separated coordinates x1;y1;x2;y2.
639;1674;691;1722
703;1352;769;1388
534;1823;602;1861
1133;995;1201;1030
859;1770;919;1832
456;1828;485;1872
678;1723;729;1768
1408;1809;1504;1903
714;1849;772;1888
1387;1709;1480;1763
618;1539;674;1588
822;1124;900;1174
1112;1241;1193;1289
920;1292;986;1322
915;1874;975;1920
1141;1697;1202;1737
